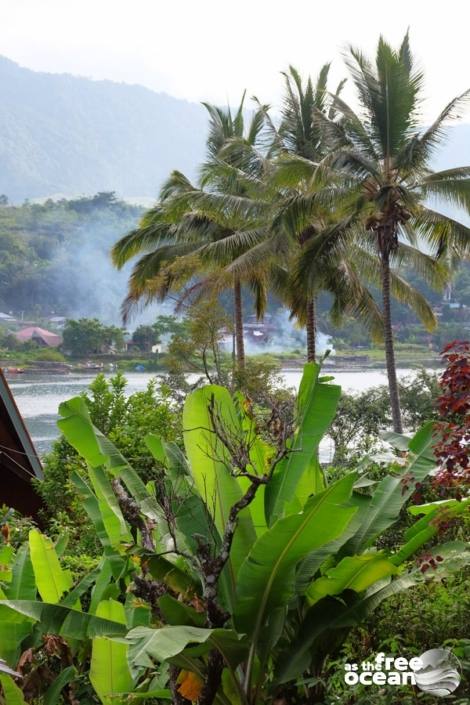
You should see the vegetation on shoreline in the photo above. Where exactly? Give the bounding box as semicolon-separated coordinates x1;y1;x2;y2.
0;346;468;704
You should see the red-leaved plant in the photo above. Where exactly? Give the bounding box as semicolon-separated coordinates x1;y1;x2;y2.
433;340;470;492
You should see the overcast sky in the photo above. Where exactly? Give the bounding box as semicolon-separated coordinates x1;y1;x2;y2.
2;0;470;121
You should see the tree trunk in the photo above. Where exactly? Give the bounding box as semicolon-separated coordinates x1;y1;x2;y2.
381;250;403;433
306;297;316;363
234;278;245;370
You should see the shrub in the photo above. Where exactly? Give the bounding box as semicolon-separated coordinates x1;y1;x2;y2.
2;363;467;705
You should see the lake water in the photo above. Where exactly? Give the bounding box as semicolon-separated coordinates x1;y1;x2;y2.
6;367;430;457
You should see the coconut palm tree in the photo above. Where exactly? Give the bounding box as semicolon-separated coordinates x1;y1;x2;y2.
303;32;470;431
222;67;419;362
272;65;345;360
112;96;270;371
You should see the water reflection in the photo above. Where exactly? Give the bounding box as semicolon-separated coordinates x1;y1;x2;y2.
6;368;424;457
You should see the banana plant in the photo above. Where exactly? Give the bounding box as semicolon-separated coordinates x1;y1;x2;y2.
0;363;468;705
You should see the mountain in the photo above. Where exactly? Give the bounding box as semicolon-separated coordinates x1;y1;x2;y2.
0;57;207;202
1;55;470;203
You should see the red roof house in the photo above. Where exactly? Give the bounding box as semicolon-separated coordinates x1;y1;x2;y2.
15;327;62;348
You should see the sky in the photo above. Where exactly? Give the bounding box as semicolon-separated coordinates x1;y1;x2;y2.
1;0;470;121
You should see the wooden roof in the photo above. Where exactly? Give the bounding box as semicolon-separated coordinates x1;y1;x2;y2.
0;369;43;517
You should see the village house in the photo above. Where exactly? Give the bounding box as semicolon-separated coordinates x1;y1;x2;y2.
14;326;62;348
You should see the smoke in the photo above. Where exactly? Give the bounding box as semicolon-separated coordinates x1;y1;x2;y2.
224;309;335;355
39;203;175;328
36;204;334;352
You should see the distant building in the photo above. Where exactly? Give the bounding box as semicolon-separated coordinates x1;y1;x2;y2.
0;312;16;322
15;326;62;348
0;369;43;517
48;316;67;329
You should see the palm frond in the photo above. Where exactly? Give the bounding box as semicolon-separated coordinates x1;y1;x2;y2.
413;207;470;257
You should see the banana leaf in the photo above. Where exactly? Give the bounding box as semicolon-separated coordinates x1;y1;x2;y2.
28;530;72;604
182;385;256;586
88;466;132;546
127;625;246;669
306;553;397;605
277;541;470;683
43;666;77;705
0;674;27;705
233;474;357;650
344;422;437;554
0;600;127;640
90;600;134;704
58;397;162;522
6;545;36;601
265;363;341;525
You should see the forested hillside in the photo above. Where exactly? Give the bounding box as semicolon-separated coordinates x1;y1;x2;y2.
2;55;470;204
0;192;143;320
0;56;206;201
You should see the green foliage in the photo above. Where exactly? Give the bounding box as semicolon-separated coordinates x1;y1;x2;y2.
0;191;142;318
329;369;439;467
37;372;179;558
28;348;66;363
62;318;125;356
2;363;467;705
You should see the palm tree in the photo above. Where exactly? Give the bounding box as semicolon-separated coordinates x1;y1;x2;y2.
222;68;394;360
273;65;345;360
112;96;270;371
307;32;470;431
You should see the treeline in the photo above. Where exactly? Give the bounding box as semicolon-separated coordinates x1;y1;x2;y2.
0;192;142;317
0;190;468;346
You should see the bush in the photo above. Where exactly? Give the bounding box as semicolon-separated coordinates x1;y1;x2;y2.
29;348;66;362
329;369;439;468
37;372;181;556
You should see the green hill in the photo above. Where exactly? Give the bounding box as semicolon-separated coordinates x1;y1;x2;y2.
0;56;207;202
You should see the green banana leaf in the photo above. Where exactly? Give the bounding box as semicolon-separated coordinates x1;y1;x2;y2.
265;363;341;525
0;600;127;640
277;541;470;683
148;556;200;599
233;474;357;641
382;431;413;450
6;545;36;600
28;530;72;604
89;558;116;614
0;587;33;667
58;397;162;521
127;625;246;669
90;600;134;704
344;422;437;554
61;565;104;609
0;546;13;583
158;594;206;627
43;666;77;705
182;385;256;584
306;553;397;605
390;500;469;567
0;674;27;705
408;496;470;516
174;493;235;610
70;471;114;548
233;392;272;536
88;467;132;546
145;435;191;499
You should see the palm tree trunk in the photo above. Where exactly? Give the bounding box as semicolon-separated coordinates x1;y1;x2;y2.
306;298;316;363
381;250;403;433
234;278;245;370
